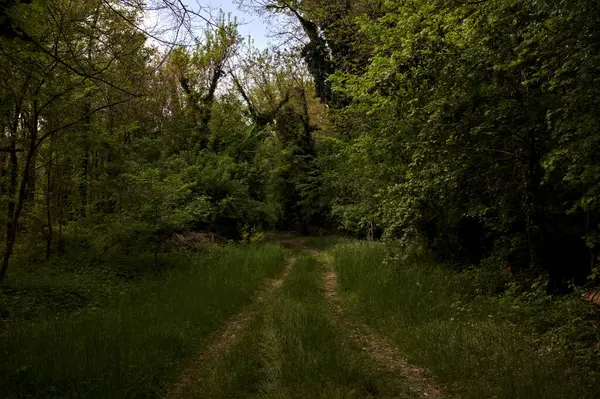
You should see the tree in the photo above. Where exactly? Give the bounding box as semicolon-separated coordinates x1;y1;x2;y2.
316;0;600;288
166;17;239;150
0;0;148;281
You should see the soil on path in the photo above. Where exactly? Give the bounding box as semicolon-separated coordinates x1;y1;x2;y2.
165;256;295;398
317;251;444;399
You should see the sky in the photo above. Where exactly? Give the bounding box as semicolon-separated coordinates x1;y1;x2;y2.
202;0;271;49
143;0;274;49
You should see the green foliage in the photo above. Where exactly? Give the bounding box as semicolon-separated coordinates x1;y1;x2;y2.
317;0;600;286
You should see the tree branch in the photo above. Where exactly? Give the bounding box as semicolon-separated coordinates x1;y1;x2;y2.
35;95;137;150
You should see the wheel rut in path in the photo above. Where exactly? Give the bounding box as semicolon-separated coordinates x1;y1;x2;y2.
318;251;444;399
165;256;295;399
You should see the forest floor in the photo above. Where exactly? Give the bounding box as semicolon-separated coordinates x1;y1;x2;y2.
320;252;442;398
163;237;441;398
1;236;596;398
166;256;297;398
160;236;597;399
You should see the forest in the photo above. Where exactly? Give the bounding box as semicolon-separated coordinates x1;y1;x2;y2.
1;0;599;398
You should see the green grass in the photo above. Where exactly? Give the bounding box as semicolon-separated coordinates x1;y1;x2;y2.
6;237;593;398
0;244;284;398
197;255;414;398
332;241;598;399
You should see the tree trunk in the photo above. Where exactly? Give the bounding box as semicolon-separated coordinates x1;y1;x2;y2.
525;138;544;270
282;4;334;103
0;119;7;196
155;237;160;268
45;155;52;261
0;105;38;282
0;154;7;197
78;10;98;219
25;151;36;208
0;107;20;282
80;141;89;218
56;154;65;256
58;202;64;255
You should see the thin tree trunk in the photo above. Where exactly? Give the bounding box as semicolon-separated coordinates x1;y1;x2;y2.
0;119;7;195
155;237;160;268
80;140;89;218
0;153;7;196
79;100;90;218
0;107;20;282
368;220;375;241
0;105;38;282
45;154;52;261
56;154;65;256
78;8;98;219
58;201;64;255
525;138;544;269
26;151;36;208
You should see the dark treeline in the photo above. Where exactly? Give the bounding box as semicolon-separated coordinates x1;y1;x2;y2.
1;0;600;293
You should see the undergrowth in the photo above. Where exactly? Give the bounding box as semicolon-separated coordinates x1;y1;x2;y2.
0;244;284;398
333;241;600;399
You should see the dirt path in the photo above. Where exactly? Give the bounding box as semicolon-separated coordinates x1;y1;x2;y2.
165;256;295;398
165;239;443;398
317;251;444;399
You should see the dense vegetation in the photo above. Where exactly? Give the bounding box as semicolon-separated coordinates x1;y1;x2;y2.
333;241;598;398
1;0;600;397
2;0;600;288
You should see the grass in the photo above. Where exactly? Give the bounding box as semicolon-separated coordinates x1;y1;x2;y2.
5;236;593;398
332;241;599;399
196;254;414;398
0;244;284;398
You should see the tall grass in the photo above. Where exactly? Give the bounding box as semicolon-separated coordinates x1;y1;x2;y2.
333;241;595;399
0;244;284;398
198;255;414;398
